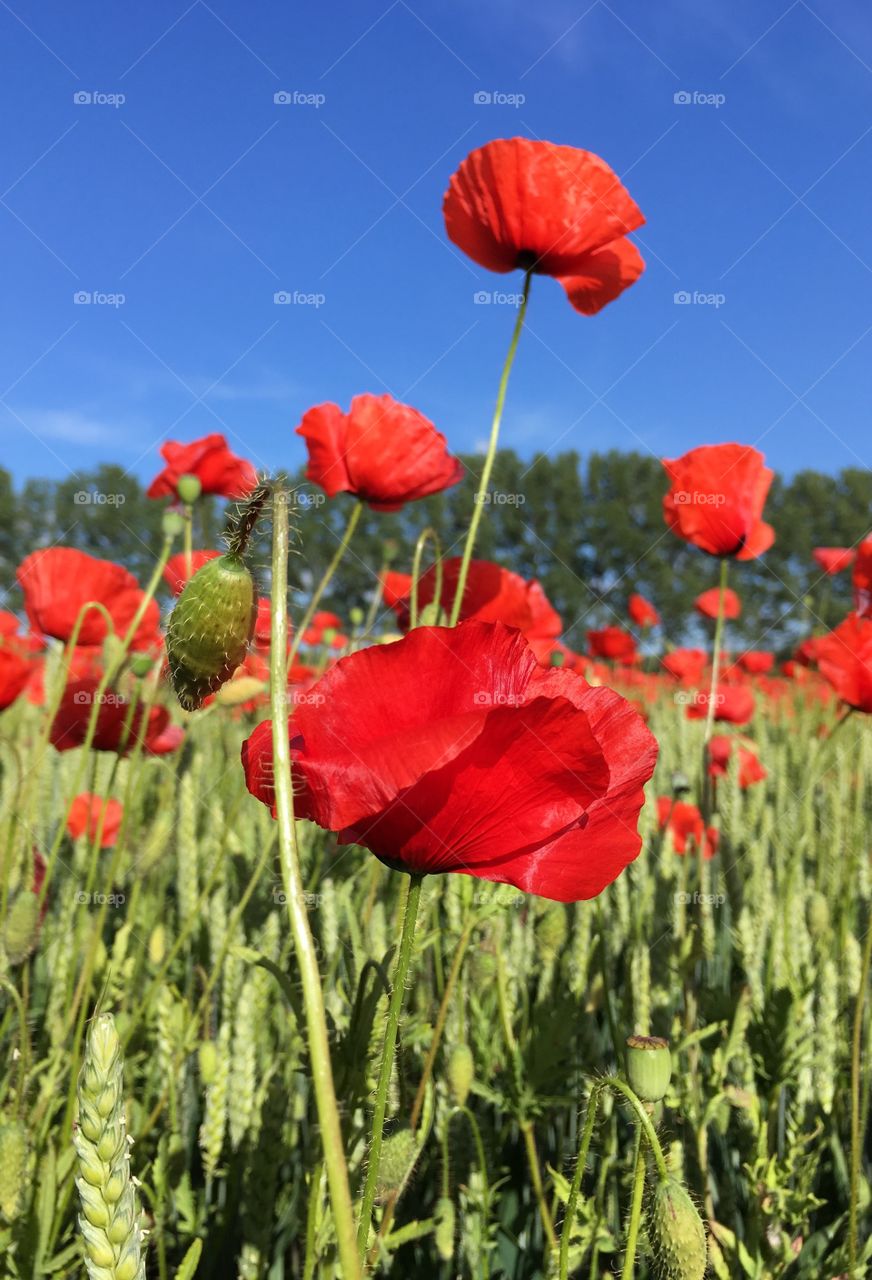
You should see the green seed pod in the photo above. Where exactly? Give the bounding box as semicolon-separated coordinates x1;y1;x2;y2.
0;1119;29;1221
417;601;448;626
162;510;186;539
446;1044;474;1108
626;1035;672;1104
375;1128;417;1201
434;1196;456;1261
129;653;154;679
349;606;364;626
647;1178;707;1280
176;473;202;504
3;890;40;965
165;552;256;711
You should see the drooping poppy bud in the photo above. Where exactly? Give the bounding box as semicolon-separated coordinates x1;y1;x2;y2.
375;1128;417;1202
3;890;41;964
165;552;256;711
626;1034;672;1104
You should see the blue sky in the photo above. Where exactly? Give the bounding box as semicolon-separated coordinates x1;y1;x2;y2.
1;0;870;488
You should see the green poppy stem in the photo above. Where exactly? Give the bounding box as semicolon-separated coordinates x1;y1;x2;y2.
450;271;532;626
269;485;361;1280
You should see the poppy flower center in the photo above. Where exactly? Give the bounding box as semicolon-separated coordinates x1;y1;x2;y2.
515;249;539;273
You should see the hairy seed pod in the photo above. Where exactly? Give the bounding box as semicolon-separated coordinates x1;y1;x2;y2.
647;1177;707;1280
446;1044;475;1108
0;1119;29;1221
165;553;256;711
3;890;41;964
375;1128;417;1201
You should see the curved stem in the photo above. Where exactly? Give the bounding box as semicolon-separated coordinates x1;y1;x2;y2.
701;557;729;820
522;1117;558;1253
183;502;194;579
288;500;362;666
849;909;872;1272
409;527;443;629
357;872;423;1260
620;1132;646;1280
559;1081;605;1280
269;487;361;1280
450;271;531;626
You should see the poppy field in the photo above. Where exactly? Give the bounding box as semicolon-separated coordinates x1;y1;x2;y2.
2;136;872;1280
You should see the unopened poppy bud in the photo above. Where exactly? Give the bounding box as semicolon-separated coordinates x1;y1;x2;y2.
165;552;256;711
646;1177;707;1280
0;1120;28;1221
434;1196;456;1261
349;606;364;626
3;891;40;964
626;1034;672;1104
446;1043;474;1107
129;653;154;679
375;1128;417;1201
418;601;448;626
162;510;186;539
176;473;202;504
322;627;337;646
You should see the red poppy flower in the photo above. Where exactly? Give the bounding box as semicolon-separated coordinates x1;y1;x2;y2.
662;648;708;685
656;797;718;859
813;546;855;576
67;794;124;847
163;550;221;596
662;444;774;560
794;636;822;668
853;537;872;618
50;677;171;755
816;613;872;713
242;621;658;902
0;611;21;636
147;433;258;501
587;626;638;665
686;685;755;725
0;646;32;711
738;650;775;675
297;394;463;512
383;560;562;646
17;548;160;652
443;138;645;315
627;594;659;628
695;587;741;620
707;736;767;788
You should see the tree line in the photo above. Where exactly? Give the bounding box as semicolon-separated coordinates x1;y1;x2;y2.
1;452;868;653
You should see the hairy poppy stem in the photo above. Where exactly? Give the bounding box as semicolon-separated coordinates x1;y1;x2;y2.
620;1131;646;1280
701;557;729;819
357;871;423;1260
268;486;361;1280
849;906;872;1272
288;499;362;666
449;270;532;626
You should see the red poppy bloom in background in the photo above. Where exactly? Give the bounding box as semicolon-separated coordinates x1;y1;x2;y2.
813;546;855;576
147;433;257;501
656;797;718;859
0;611;20;635
0;647;32;711
816;613;872;713
662;648;708;685
627;594;659;628
17;548;160;652
686;685;755;725
794;636;822;668
707;735;768;788
695;586;742;620
50;677;172;755
738;650;775;675
662;444;774;560
243;621;658;903
163;550;221;596
587;626;638;665
297;394;463;512
443;138;645;315
67;794;124;847
383;559;562;649
853;537;872;618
